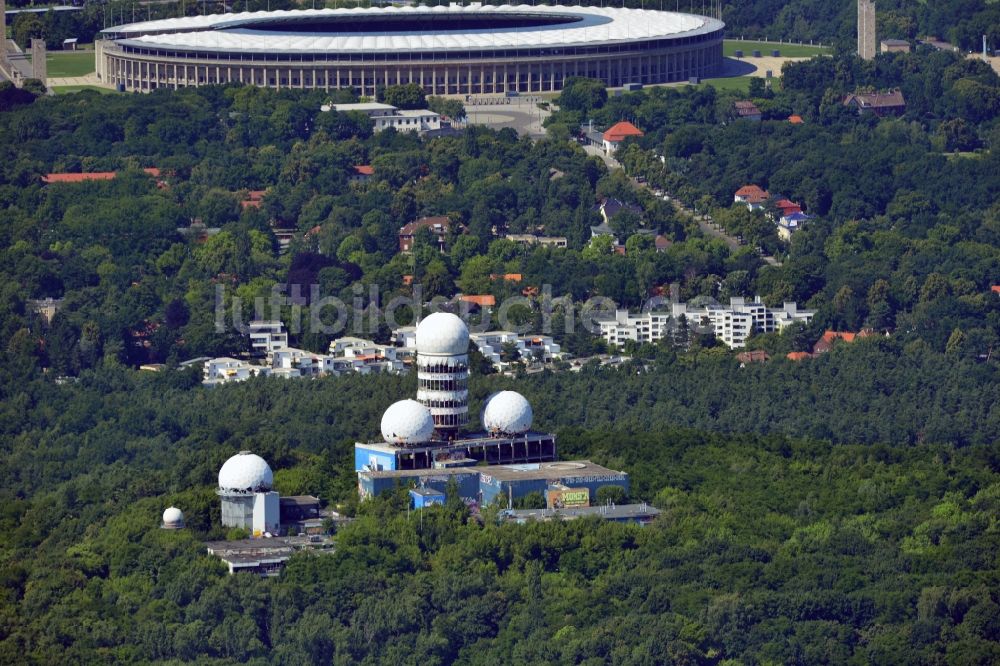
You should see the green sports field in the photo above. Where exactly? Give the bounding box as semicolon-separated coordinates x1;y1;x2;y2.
42;51;96;77
723;40;832;58
51;85;115;95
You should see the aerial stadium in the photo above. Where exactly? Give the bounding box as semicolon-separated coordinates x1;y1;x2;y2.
96;4;724;94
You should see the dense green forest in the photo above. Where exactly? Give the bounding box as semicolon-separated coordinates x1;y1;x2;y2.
1;364;999;663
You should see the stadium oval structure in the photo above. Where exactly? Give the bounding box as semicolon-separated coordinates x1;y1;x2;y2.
96;4;724;94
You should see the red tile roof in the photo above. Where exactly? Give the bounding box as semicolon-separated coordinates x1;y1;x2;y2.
734;185;770;203
788;115;804;124
353;165;374;176
459;295;495;307
43;168;163;184
813;331;857;354
774;199;802;215
786;351;812;361
490;273;522;282
42;172;118;183
991;286;1000;294
603;121;644;143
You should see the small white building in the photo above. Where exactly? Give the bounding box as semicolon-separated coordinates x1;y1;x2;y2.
374;109;441;133
777;212;813;241
322;102;440;133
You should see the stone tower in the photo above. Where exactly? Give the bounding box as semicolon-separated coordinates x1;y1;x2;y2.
31;38;47;85
1;0;7;66
858;0;876;60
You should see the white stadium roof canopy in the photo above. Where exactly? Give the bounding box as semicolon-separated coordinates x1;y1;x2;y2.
101;5;722;54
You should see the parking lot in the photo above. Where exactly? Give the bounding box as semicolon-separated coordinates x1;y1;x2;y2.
463;94;551;138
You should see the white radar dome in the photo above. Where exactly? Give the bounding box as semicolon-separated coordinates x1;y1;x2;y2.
416;312;469;356
218;451;273;493
381;399;435;445
482;390;533;435
161;506;185;529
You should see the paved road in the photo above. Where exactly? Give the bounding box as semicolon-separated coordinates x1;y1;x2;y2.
637;181;782;267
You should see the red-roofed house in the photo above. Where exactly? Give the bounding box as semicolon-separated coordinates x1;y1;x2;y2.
399;215;452;253
736;350;770;364
42;172;117;184
786;351;813;361
42;168;165;185
991;286;1000;295
241;190;266;210
350;165;374;183
602;121;644;155
734;100;762;121
654;235;672;252
774;199;802;217
458;294;496;308
490;273;522;283
734;185;770;210
788;115;804;124
812;330;878;354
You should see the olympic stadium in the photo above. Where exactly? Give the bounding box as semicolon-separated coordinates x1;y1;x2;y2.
96;4;724;94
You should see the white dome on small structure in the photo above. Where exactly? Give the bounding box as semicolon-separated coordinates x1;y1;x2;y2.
218;451;273;493
482;390;533;435
416;312;469;356
381;399;435;445
161;506;185;529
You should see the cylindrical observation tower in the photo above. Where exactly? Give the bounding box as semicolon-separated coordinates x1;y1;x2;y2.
415;312;469;437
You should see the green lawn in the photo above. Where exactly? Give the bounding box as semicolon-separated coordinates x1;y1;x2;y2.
723;40;832;58
44;51;96;77
691;76;753;93
52;85;116;95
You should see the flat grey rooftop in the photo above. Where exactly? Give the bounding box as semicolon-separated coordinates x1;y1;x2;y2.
504;503;660;521
362;460;626;482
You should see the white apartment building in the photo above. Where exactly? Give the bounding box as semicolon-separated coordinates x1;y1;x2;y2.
209;324;407;386
203;357;270;387
248;321;288;356
469;330;562;370
598;297;815;349
328;336;406;374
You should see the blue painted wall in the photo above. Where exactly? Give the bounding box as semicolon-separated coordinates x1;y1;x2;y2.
355;444;397;472
410;489;446;509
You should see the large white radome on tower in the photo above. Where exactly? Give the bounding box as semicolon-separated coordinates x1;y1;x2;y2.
218;451;273;493
416;312;469;356
482;390;533;435
381;399;436;445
